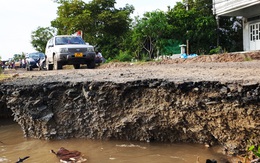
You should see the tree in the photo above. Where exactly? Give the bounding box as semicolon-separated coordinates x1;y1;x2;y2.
167;0;217;54
31;26;56;53
51;0;134;58
88;1;133;58
51;0;89;36
131;10;171;59
50;0;242;60
166;0;243;55
218;16;243;52
128;0;218;59
12;54;25;62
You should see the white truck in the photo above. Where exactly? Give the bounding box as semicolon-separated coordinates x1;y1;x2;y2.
45;35;96;70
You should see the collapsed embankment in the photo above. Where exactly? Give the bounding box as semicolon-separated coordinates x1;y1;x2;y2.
0;79;259;154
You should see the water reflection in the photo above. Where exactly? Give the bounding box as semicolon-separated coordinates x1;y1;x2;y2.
0;119;235;163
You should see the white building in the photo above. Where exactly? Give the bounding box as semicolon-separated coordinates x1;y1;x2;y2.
213;0;260;51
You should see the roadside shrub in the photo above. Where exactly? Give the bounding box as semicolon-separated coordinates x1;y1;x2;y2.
115;51;133;62
244;56;252;61
249;145;260;158
209;46;223;54
140;53;151;62
105;57;114;63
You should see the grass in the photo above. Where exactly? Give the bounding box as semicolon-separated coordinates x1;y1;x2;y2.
244;56;252;61
0;74;12;81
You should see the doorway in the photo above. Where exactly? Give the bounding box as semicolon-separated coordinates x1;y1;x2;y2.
249;22;260;50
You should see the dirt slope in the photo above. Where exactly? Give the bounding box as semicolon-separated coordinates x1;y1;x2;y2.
99;51;260;68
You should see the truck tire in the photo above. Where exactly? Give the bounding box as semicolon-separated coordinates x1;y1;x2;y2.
87;60;95;69
46;61;53;70
73;64;80;69
53;55;62;70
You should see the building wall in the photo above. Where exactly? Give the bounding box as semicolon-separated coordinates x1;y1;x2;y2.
243;18;260;51
243;18;250;51
214;0;260;17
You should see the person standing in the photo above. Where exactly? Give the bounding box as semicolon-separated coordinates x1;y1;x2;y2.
22;58;26;68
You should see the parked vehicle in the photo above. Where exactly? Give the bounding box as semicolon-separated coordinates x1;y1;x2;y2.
26;52;46;71
45;35;96;70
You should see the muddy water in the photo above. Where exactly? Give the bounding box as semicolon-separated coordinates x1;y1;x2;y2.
0;119;236;163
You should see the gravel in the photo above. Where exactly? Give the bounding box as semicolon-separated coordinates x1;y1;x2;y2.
2;60;260;86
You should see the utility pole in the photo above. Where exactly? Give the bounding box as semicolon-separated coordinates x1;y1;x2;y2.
216;16;220;47
186;0;189;55
213;0;220;48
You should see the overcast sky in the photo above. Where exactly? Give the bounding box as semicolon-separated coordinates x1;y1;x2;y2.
0;0;180;60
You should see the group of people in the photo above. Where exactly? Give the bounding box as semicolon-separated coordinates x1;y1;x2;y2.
19;58;27;68
0;59;26;70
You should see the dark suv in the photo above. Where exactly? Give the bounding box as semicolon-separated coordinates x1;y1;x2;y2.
45;35;96;70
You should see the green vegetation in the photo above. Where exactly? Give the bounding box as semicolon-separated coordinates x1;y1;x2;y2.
13;53;26;62
0;73;12;81
31;27;56;53
244;56;252;61
30;0;243;62
114;51;133;62
240;140;260;162
209;46;223;54
249;145;260;158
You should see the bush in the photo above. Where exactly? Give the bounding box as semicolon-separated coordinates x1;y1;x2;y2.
114;51;133;62
249;145;260;158
140;53;152;62
209;46;223;54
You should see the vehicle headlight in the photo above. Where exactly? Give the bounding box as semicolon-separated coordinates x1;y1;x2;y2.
59;48;68;53
88;47;94;52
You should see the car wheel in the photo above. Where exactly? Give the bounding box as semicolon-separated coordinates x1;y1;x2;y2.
73;64;80;69
26;63;29;71
26;64;32;71
87;60;95;69
53;55;62;70
41;61;47;70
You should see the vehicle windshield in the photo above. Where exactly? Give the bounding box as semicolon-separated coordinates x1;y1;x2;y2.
28;53;45;59
55;36;86;45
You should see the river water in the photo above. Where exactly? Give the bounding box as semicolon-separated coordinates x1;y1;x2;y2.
0;119;237;163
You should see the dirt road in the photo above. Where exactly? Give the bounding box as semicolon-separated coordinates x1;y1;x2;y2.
4;61;260;85
2;51;260;85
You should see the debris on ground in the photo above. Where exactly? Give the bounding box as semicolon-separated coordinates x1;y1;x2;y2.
15;156;30;163
180;53;198;59
51;147;87;163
